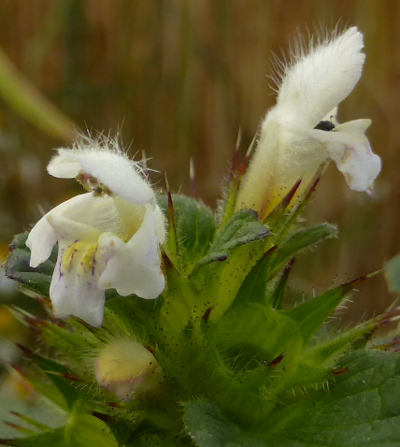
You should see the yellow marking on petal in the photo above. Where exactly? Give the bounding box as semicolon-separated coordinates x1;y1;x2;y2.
62;241;98;274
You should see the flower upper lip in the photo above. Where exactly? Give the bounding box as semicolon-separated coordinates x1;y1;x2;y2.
47;140;154;205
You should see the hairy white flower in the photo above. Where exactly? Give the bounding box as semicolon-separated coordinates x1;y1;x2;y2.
26;139;166;327
236;27;381;218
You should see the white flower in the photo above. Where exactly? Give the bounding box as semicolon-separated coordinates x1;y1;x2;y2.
26;138;166;327
236;27;381;218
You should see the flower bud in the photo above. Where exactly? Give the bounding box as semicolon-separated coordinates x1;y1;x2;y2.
95;338;163;400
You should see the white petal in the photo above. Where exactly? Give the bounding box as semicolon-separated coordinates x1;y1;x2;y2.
311;123;381;191
276;27;365;127
335;118;371;134
236;119;326;215
26;214;57;268
58;193;125;236
26;193;96;268
48;147;154;205
112;196;145;238
98;205;165;299
47;214;101;242
46;150;81;177
49;240;114;327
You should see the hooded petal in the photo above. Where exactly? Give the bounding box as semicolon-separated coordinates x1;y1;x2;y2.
49;238;114;327
276;27;365;128
47;143;154;205
311;119;381;191
98;204;165;299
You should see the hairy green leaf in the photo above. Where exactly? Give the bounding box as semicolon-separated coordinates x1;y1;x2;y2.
157;194;216;274
199;209;269;266
266;350;400;446
183;399;265;447
185;351;400;446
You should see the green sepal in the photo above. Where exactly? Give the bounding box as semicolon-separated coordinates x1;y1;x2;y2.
270;259;295;309
265;223;337;281
229;247;277;309
284;278;360;345
157;194;216;275
228;224;335;312
265;167;325;237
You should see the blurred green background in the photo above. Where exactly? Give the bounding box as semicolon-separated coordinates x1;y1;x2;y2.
0;0;399;338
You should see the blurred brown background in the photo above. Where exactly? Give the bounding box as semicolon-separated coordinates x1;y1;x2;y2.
0;0;399;321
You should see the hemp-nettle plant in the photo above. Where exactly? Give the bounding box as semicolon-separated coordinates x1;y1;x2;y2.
3;27;400;447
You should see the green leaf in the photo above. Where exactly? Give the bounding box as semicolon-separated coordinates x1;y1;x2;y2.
385;253;400;293
265;350;400;447
199;209;269;266
5;233;55;296
183;399;265;447
157;194;216;274
184;351;400;447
